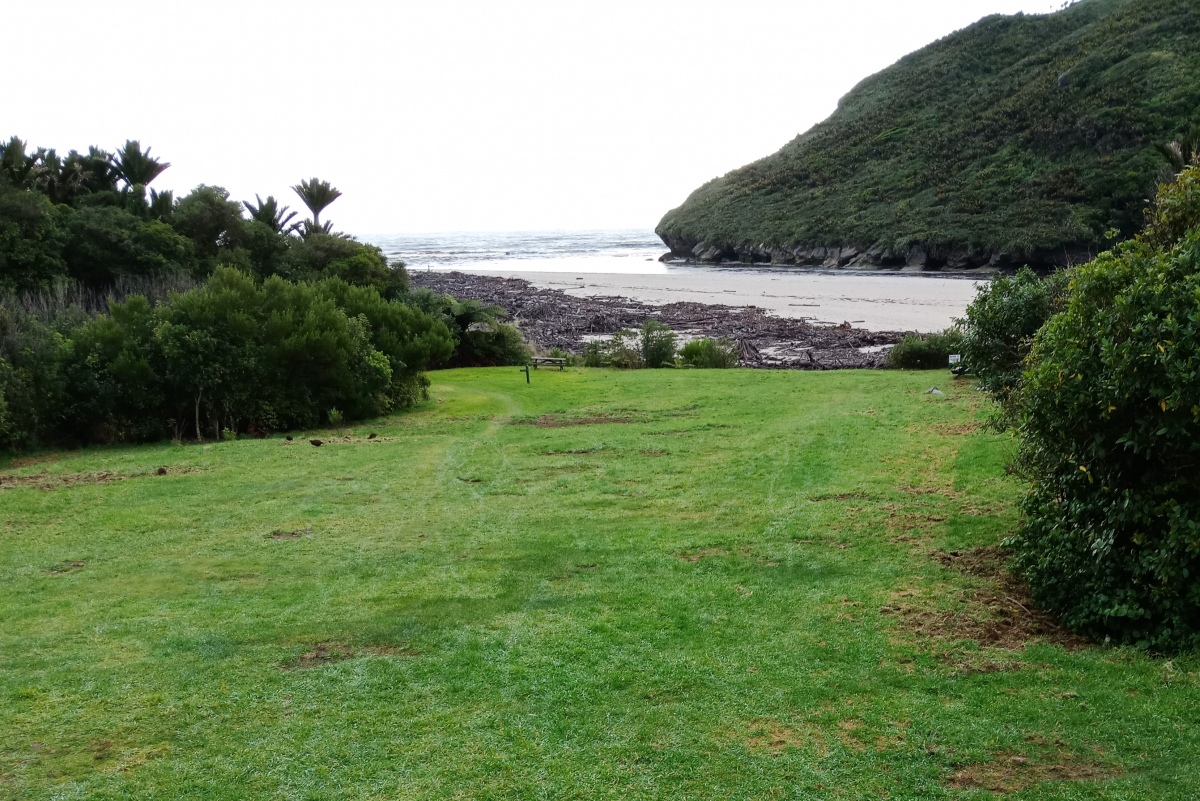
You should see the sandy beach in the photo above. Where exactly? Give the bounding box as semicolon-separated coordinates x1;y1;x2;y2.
418;265;984;332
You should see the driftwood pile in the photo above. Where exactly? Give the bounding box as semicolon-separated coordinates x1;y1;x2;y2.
411;271;903;370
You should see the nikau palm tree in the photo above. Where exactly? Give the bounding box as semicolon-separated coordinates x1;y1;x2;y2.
1157;125;1200;176
112;140;170;188
291;178;342;228
243;194;301;235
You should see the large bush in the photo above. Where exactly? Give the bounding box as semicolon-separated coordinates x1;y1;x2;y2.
1009;165;1200;650
0;268;454;449
960;267;1072;414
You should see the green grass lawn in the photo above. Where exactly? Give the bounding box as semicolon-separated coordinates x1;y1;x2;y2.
1;368;1197;800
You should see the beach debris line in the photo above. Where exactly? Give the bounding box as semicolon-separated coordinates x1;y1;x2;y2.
411;272;902;370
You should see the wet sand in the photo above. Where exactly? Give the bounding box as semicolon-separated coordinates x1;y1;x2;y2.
424;266;984;332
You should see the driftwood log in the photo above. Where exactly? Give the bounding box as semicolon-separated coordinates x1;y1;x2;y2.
411;271;904;370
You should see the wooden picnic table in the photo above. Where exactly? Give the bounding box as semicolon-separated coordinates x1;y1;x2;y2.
530;357;566;371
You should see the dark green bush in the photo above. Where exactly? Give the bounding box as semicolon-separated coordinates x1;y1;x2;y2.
885;328;964;370
960;267;1072;414
1008;164;1200;650
679;337;739;368
0;268;454;449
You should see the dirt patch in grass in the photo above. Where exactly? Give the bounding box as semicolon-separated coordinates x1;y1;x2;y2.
880;547;1088;651
0;466;206;491
456;476;485;483
677;546;741;563
746;721;826;756
511;413;636;428
284;642;417;669
45;560;87;575
932;423;982;436
947;749;1119;793
286;643;355;669
7;453;62;469
809;491;883;502
542;448;603;456
269;527;311;540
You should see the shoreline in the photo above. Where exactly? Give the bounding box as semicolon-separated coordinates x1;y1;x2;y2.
411;271;906;371
409;265;983;333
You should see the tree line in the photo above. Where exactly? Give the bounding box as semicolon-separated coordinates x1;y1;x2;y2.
0;136;528;449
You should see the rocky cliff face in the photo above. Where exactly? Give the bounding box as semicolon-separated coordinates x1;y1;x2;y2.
658;233;1095;273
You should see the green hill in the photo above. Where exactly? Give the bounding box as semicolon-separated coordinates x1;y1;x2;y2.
656;0;1200;271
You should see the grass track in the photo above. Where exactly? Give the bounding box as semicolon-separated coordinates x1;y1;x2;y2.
1;368;1197;799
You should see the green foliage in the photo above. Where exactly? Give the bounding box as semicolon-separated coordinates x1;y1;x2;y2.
886;328;964;370
111;140;169;189
277;232;408;297
171;186;246;271
579;324;680;369
0;268;453;449
0;182;68;292
1008;164;1200;650
640;320;677;368
657;0;1200;262
960;267;1071;412
679;337;740;368
291;177;342;227
61;205;196;285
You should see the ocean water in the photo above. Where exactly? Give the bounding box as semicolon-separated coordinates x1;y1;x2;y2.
371;229;668;274
367;229;984;332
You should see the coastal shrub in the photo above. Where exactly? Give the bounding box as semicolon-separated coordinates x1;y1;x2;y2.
0;268;454;448
461;322;530;367
885;328;964;370
582;340;606;368
640;320;677;368
1007;165;1200;650
680;337;739;368
960;267;1071;415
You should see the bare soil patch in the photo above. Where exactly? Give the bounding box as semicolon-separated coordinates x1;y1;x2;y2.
287;643;354;669
746;721;823;755
948;749;1119;793
7;453;61;469
269;527;311;540
0;465;205;491
511;413;635;428
880;547;1088;650
932;423;982;436
45;560;87;575
284;642;418;669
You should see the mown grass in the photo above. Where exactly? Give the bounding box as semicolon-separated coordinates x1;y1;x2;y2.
1;368;1197;800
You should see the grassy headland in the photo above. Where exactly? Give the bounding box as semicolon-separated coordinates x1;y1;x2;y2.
657;0;1200;270
2;368;1197;799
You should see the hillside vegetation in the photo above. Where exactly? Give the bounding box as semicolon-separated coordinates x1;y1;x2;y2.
656;0;1200;270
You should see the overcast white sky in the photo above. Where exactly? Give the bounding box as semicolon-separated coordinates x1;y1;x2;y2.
6;0;1070;235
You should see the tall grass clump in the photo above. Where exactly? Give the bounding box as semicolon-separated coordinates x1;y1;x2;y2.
680;338;739;368
885;328;964;370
